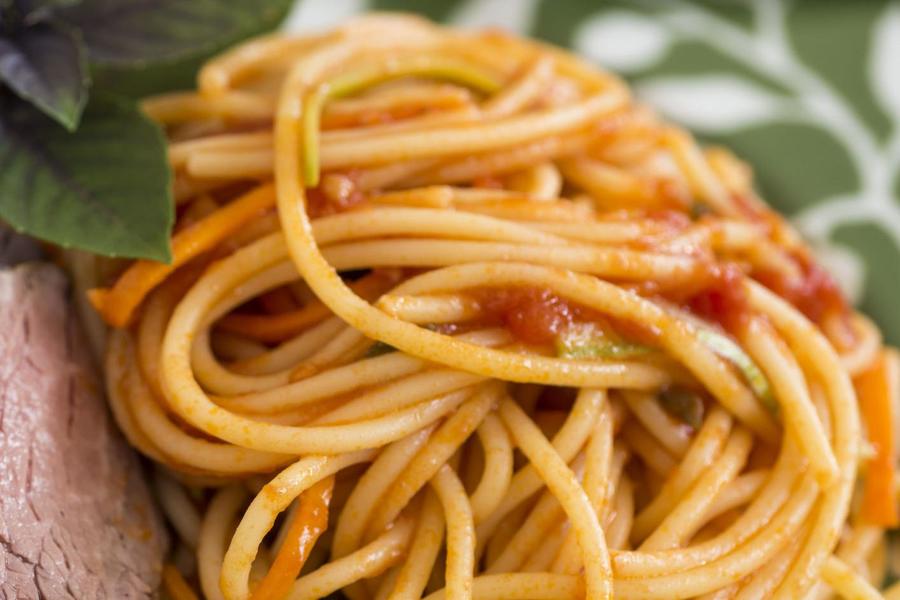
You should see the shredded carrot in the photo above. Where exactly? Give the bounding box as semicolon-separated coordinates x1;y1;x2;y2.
218;302;332;343
855;349;899;527
216;271;399;342
177;195;220;230
259;287;301;314
250;476;335;600
89;183;276;328
162;564;200;600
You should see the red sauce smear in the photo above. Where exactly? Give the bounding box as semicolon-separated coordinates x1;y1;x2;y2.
306;175;365;218
728;193;851;331
472;175;505;189
475;287;578;345
469;286;658;347
754;252;848;324
669;252;848;337
684;263;750;334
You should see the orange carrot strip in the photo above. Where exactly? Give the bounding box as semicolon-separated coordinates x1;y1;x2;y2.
250;476;335;600
162;564;200;600
218;302;332;343
855;349;899;527
216;271;399;342
89;183;276;328
259;287;301;314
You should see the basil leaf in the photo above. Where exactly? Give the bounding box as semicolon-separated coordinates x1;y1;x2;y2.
0;3;14;33
88;55;207;99
0;21;88;130
16;0;82;25
0;94;173;261
62;0;292;68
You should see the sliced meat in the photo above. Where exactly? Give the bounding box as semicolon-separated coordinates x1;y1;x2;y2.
0;263;168;599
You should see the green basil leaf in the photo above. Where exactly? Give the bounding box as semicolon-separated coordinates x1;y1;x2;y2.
0;21;88;130
62;0;292;68
0;94;173;261
87;55;208;99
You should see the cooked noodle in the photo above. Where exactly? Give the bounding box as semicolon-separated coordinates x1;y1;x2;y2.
92;14;899;599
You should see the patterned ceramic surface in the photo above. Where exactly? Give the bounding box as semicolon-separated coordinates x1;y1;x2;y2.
285;0;900;343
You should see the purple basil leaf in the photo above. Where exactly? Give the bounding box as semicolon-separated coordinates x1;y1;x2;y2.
15;0;82;25
0;21;88;130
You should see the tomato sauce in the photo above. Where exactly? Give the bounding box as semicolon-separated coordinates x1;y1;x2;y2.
469;286;659;348
727;194;850;327
754;252;848;324
682;263;750;333
474;287;578;345
472;175;505;189
305;175;365;219
672;252;848;334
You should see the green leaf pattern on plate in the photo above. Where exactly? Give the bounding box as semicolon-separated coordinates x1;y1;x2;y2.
286;0;900;343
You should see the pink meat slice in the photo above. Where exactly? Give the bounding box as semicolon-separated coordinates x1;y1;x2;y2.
0;263;168;599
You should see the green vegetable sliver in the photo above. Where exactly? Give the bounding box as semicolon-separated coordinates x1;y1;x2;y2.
659;388;704;429
697;328;777;412
555;323;653;360
301;56;501;186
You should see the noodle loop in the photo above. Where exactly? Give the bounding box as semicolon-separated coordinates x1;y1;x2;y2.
93;15;893;599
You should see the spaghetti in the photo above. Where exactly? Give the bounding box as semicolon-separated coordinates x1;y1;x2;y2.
90;14;900;599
